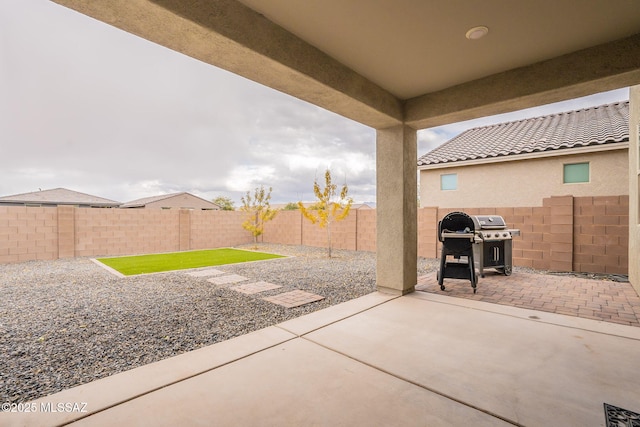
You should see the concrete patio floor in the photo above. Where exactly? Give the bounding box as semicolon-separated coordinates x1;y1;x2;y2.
5;280;640;427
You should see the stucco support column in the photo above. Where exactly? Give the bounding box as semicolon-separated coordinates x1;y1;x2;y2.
629;85;640;295
376;125;417;295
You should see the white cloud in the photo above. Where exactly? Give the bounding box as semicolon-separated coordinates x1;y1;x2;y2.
225;165;278;192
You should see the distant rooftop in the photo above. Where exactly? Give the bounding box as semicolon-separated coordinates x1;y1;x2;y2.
120;192;220;209
120;193;184;208
0;188;120;207
417;101;629;167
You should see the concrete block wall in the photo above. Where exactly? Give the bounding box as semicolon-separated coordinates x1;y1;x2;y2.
0;196;630;275
300;217;329;249
263;208;373;252
317;214;357;251
75;208;181;257
57;206;76;258
573;196;629;274
417;207;438;258
0;206;58;263
512;206;548;269
179;209;191;251
262;211;302;245
356;209;376;252
189;210;252;249
544;196;574;272
0;207;254;263
299;212;355;250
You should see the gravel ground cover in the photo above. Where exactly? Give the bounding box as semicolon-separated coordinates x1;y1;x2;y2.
0;244;438;404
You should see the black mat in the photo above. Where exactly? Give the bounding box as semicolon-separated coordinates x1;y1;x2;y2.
604;403;640;427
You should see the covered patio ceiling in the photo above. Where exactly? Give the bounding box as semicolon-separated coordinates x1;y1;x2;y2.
51;0;640;130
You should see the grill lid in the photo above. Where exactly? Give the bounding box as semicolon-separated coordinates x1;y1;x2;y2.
473;215;507;229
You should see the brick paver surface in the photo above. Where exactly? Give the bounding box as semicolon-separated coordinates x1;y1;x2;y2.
207;274;248;286
417;271;640;327
231;281;282;295
262;290;325;308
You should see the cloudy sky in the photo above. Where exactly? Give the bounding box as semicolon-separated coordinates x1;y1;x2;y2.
0;1;630;206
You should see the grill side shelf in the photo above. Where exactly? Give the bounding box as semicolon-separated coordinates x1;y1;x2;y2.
440;232;477;240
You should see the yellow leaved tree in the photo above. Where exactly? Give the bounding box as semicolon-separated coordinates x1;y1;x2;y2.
240;186;278;248
298;169;353;258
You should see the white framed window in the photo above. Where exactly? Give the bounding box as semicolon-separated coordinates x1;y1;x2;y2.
563;162;589;184
440;173;457;190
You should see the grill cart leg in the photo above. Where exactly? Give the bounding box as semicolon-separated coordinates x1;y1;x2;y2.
469;252;477;293
437;272;445;291
474;243;485;278
438;251;446;290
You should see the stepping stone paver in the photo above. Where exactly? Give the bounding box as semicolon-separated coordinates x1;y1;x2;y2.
262;290;324;308
231;281;282;295
186;268;225;277
207;274;248;285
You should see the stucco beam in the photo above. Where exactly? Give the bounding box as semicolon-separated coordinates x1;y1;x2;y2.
51;0;403;129
405;34;640;130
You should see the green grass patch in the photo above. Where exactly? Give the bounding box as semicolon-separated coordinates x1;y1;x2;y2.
96;248;284;276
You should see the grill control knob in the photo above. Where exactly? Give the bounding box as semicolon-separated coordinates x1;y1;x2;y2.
494;233;499;238
503;233;508;237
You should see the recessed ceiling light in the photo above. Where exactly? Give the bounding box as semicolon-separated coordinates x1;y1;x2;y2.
466;26;489;40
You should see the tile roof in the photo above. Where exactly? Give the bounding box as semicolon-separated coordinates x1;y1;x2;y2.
417;101;629;167
0;188;120;207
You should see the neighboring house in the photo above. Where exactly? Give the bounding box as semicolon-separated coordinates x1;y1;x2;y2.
352;203;375;209
417;101;629;208
0;188;120;208
120;192;220;210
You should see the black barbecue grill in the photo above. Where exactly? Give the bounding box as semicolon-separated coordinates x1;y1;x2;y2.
437;212;520;293
472;215;520;277
437;211;478;293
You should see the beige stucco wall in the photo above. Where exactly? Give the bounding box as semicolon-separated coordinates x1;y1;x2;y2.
420;149;628;208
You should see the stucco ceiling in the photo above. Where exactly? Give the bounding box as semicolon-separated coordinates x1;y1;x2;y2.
237;0;640;99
